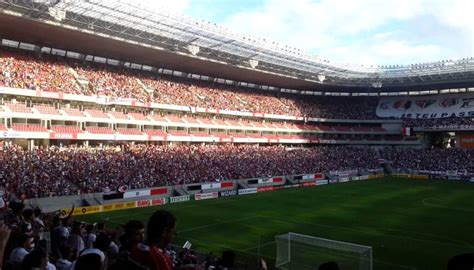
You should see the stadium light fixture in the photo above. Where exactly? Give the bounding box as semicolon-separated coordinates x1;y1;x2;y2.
48;7;66;21
187;44;200;55
372;82;382;88
317;74;326;83
249;59;259;69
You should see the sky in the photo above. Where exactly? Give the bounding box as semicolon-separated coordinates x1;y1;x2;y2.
132;0;474;66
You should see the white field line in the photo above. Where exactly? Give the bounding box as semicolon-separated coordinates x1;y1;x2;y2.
95;192;473;268
177;234;277;260
178;215;260;233
175;213;424;270
243;240;275;251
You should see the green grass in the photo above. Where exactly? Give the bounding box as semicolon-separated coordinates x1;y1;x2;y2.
79;178;474;270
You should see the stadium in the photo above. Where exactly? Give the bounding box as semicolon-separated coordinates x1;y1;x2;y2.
0;0;473;269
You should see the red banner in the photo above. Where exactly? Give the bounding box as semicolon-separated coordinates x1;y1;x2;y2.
137;200;151;208
151;198;166;206
150;188;167;195
302;182;316;187
221;182;234;188
273;177;284;182
314;173;324;180
257;186;275;193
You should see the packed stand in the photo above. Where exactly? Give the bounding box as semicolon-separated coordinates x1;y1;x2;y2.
278;96;379;119
2;144;474;199
402;117;474;129
0;144;380;198
380;148;474;172
0;47;379;119
0;49;79;94
74;65;149;103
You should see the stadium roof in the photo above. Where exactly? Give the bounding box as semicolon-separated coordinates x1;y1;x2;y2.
0;0;474;92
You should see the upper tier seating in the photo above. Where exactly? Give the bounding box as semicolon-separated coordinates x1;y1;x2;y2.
62;108;85;117
85;109;109;118
1;47;381;119
51;125;83;133
5;103;33;114
109;111;129;120
129;113;149;121
85;126;114;134
116;128;143;135
12;124;47;132
35;104;60;115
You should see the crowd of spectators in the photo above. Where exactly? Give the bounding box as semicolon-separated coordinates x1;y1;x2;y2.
5;47;474;126
380;148;474;172
0;144;380;198
1;143;473;199
0;51;78;94
402;117;474;129
0;181;471;270
0;48;378;119
74;65;148;102
0;199;252;270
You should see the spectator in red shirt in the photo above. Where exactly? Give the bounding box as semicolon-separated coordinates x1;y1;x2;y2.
131;210;176;270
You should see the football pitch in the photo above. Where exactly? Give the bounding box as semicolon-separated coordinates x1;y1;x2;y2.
79;178;474;270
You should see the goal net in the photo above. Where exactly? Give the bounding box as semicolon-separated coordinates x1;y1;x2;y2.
275;233;372;270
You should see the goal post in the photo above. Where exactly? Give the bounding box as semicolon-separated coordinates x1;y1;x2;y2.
275;232;372;270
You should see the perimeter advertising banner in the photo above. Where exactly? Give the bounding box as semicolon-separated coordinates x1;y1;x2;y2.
238;188;257;195
102;201;137;212
63;205;102;216
169;195;191;203
376;94;474;119
339;177;350;183
201;183;222;190
194;192;219;201
257;186;275;192
220;190;237;197
316;180;329;185
136;198;167;208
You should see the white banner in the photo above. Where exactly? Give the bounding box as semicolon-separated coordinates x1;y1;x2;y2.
316;180;329;185
359;175;370;180
123;189;151;199
238;188;257;195
339;177;350;183
376;94;474;119
329;170;357;177
201;183;222;190
170;195;190;203
302;174;315;180
194;192;219;201
258;178;272;184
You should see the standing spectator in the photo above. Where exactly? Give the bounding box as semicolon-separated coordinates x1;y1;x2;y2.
9;233;34;265
130;210;176;270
